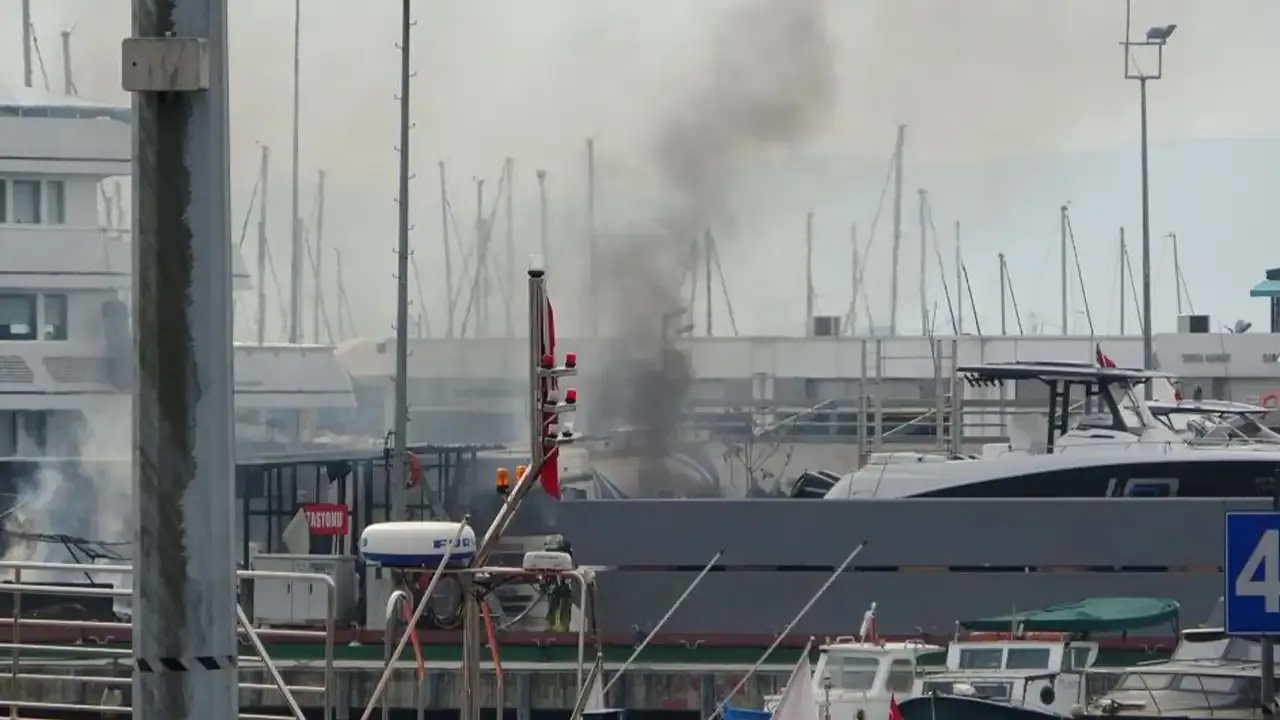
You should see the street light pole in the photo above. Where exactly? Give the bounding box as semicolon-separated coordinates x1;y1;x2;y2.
1121;2;1172;399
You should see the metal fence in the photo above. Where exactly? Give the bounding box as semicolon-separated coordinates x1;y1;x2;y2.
0;561;337;719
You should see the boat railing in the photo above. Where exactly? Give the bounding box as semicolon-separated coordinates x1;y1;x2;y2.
0;560;338;720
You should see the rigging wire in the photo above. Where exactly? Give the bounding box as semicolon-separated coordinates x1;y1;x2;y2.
961;261;983;336
1122;242;1145;335
843;148;898;331
1003;261;1026;334
299;191;337;344
924;200;958;334
1063;209;1096;337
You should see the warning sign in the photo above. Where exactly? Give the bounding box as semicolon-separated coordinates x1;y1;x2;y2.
302;503;349;535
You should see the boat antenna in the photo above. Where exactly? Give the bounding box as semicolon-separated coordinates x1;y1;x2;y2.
601;550;724;695
707;541;869;720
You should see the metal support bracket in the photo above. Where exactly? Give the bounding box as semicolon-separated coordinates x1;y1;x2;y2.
121;37;211;92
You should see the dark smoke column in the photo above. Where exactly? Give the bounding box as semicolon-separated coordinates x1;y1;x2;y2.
124;1;238;717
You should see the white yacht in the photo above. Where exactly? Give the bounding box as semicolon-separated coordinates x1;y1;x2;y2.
0;85;357;527
824;362;1280;499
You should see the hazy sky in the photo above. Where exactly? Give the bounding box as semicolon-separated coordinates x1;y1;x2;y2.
5;0;1280;339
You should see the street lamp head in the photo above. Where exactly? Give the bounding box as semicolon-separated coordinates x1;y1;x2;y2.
1146;24;1176;43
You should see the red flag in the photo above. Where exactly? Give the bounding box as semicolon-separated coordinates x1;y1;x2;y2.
1095;343;1116;369
889;694;905;720
538;298;561;499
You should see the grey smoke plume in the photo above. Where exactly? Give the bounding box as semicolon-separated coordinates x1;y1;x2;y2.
595;0;835;495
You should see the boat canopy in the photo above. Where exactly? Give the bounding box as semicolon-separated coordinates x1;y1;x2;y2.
960;597;1180;634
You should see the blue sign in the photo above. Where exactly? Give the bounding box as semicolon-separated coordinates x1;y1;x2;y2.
1225;511;1280;635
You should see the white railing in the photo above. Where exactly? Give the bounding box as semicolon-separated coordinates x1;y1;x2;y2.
0;561;337;720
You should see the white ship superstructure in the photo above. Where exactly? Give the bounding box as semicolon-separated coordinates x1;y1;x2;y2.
0;84;355;463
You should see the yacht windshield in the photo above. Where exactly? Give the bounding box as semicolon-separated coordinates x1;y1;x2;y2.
1116;383;1155;429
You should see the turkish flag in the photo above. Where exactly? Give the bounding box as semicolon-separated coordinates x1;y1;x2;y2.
1095;343;1117;369
889;695;905;720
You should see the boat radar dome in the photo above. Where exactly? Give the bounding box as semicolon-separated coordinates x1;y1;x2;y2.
360;521;476;568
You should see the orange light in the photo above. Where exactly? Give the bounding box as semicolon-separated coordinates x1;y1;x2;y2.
516;464;528;479
496;467;511;494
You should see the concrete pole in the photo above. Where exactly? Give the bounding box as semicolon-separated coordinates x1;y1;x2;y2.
127;0;237;716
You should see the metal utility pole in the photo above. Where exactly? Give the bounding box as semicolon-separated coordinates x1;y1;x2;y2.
537;169;549;267
917;189;928;334
312;169;326;344
124;0;237;715
1060;204;1069;335
955;220;963;335
1122;0;1173;396
888;124;905;336
391;0;413;522
998;253;1008;336
21;0;32;88
440;161;455;338
255;145;270;345
287;0;303;344
59;27;75;95
503;157;515;338
1119;228;1127;335
586;138;598;336
804;211;814;336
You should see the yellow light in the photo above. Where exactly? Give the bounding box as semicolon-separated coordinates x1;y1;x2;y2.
496;467;510;492
516;464;528;480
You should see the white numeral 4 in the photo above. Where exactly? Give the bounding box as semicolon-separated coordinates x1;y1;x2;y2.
1237;528;1280;612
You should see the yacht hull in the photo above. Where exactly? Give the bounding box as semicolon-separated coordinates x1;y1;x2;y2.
898;696;1065;720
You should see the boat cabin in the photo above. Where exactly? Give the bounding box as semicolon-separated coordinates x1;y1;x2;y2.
786;639;942;720
919;632;1098;706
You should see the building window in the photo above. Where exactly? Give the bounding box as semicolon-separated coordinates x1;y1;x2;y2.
0;294;37;340
11;180;41;224
42;294;68;340
46;180;66;224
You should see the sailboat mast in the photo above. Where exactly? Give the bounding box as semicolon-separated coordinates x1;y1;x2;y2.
1119;228;1127;335
917;188;928;334
21;0;33;88
1060;204;1068;334
999;253;1007;336
255;145;270;345
805;212;814;336
888;124;905;337
311;169;326;343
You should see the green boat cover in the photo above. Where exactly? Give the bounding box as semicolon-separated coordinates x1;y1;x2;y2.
960;597;1180;633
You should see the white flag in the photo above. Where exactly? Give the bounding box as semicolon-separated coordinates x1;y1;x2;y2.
772;652;819;720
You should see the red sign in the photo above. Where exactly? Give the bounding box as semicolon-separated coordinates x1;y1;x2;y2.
302;503;349;535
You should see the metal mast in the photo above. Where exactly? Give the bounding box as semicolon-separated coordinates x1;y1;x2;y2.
1060;204;1069;334
440;161;455;338
537;169;549;267
586;138;597;336
287;0;303;344
917;188;928;334
804;211;814;336
504;157;515;337
1119;228;1127;335
124;0;237;715
888;124;905;336
255;145;270;345
21;0;32;88
312;169;326;343
392;0;413;521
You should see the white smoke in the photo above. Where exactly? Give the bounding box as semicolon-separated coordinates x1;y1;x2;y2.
0;399;133;584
